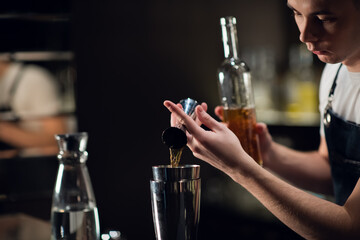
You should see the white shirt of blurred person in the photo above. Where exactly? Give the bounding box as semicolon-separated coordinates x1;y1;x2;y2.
0;60;67;159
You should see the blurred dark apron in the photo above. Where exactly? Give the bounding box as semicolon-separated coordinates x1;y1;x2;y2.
324;64;360;205
0;65;24;151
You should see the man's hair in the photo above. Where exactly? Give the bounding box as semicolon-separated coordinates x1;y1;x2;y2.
354;0;360;9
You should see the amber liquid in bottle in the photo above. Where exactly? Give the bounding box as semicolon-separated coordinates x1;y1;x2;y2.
223;107;262;166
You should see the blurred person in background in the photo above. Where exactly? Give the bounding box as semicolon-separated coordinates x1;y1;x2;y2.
164;0;360;239
0;57;67;159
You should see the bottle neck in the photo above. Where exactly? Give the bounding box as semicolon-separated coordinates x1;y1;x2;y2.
221;18;239;59
57;150;88;165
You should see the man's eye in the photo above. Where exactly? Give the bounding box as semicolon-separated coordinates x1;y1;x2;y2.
291;11;303;20
292;11;302;17
317;16;336;23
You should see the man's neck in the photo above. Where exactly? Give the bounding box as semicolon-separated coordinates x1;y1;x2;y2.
344;64;360;72
343;58;360;72
342;48;360;72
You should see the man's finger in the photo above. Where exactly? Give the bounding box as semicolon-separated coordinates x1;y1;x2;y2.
214;106;224;121
195;105;223;132
164;100;204;136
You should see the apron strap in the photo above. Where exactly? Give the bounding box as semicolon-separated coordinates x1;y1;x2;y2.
0;64;26;110
328;63;343;98
8;64;26;104
0;64;26;120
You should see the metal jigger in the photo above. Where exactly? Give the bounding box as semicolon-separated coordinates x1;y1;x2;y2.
150;165;201;240
162;98;199;149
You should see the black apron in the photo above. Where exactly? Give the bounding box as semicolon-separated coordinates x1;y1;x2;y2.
0;64;25;150
324;64;360;205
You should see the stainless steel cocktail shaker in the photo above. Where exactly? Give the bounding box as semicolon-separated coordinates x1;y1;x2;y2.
150;165;201;240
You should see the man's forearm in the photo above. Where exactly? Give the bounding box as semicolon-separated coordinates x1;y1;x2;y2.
231;164;358;240
264;141;333;194
0;117;66;148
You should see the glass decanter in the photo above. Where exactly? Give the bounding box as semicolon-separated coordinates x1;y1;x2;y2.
51;132;100;240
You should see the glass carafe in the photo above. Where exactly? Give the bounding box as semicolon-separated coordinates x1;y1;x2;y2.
51;132;100;240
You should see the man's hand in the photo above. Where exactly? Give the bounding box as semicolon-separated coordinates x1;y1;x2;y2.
164;100;255;178
215;105;274;168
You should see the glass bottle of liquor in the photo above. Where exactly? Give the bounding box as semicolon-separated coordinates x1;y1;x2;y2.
218;16;262;166
51;132;100;240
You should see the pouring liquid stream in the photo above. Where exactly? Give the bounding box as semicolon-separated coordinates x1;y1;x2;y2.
169;147;184;167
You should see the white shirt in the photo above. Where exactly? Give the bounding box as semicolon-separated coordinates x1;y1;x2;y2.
319;63;360;136
0;63;62;156
0;63;61;120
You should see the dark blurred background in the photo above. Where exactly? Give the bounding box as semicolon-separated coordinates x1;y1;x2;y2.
0;0;326;239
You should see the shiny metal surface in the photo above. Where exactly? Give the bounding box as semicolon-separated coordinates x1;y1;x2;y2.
152;165;200;181
150;165;201;240
162;98;199;149
179;98;199;120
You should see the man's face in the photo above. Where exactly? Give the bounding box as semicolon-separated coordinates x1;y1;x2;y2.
287;0;360;68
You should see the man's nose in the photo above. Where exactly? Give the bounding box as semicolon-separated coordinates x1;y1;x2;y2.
299;19;319;43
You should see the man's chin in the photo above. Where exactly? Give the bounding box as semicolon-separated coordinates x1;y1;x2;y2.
316;55;339;64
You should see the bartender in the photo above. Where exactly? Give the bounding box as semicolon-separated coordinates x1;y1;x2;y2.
0;58;67;158
164;0;360;239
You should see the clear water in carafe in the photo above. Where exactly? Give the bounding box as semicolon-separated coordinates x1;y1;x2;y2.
51;207;100;240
